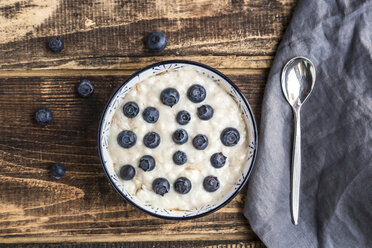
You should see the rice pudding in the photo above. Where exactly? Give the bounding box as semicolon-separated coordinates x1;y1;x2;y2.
108;67;249;210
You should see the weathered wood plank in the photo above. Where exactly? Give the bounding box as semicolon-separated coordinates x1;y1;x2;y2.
0;73;265;242
0;0;296;70
0;240;266;248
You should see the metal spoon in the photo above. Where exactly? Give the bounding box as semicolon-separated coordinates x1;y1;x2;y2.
281;56;316;225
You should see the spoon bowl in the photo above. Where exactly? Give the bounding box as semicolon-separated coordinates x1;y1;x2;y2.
282;57;316;110
281;56;316;225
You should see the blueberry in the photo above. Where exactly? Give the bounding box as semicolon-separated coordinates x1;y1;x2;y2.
176;110;191;125
77;79;94;97
173;151;187;165
160;88;179;107
197;105;214;120
192;134;208;150
48;37;64;53
152;177;170;196
139;155;156;172
123;102;139;118
117;130;137;148
210;152;226;168
35;108;53;126
143;107;159;123
172;129;188;144
187;84;206;103
146;31;167;52
50;163;66;179
143;132;161;148
221;127;240;147
120;164;136;180
174;177;192;194
203;176;220;192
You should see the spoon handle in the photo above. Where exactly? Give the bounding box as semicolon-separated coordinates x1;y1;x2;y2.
291;109;301;225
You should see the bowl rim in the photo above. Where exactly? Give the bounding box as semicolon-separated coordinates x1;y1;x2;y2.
98;60;258;220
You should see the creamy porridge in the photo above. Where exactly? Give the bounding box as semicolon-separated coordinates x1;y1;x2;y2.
107;67;249;210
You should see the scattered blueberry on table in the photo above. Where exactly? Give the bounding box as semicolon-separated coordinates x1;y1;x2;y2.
120;164;136;180
146;31;167;52
152;177;170;196
172;129;188;144
176;110;191;125
35;108;53;126
160;88;179;107
143;107;159;123
188;84;206;103
192;134;208;150
77;79;94;97
123;101;139;118
48;37;64;53
210;152;226;168
221;127;240;146
203;176;220;192
50;163;66;180
197;104;214;120
139;155;156;172
173;151;187;165
143;131;161;148
117;130;137;148
174;177;192;194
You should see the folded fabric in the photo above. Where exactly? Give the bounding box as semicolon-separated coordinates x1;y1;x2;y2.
244;0;372;247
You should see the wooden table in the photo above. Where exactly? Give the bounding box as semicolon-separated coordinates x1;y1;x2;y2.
0;0;296;247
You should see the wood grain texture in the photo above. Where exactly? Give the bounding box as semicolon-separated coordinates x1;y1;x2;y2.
0;0;296;70
0;0;297;246
0;240;265;248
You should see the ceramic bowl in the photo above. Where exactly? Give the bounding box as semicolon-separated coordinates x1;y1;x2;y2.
98;60;258;219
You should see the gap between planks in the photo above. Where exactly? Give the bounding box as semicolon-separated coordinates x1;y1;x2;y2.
0;68;267;77
0;55;273;71
0;233;256;244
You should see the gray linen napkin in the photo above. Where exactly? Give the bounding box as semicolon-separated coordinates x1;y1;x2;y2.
244;0;372;247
